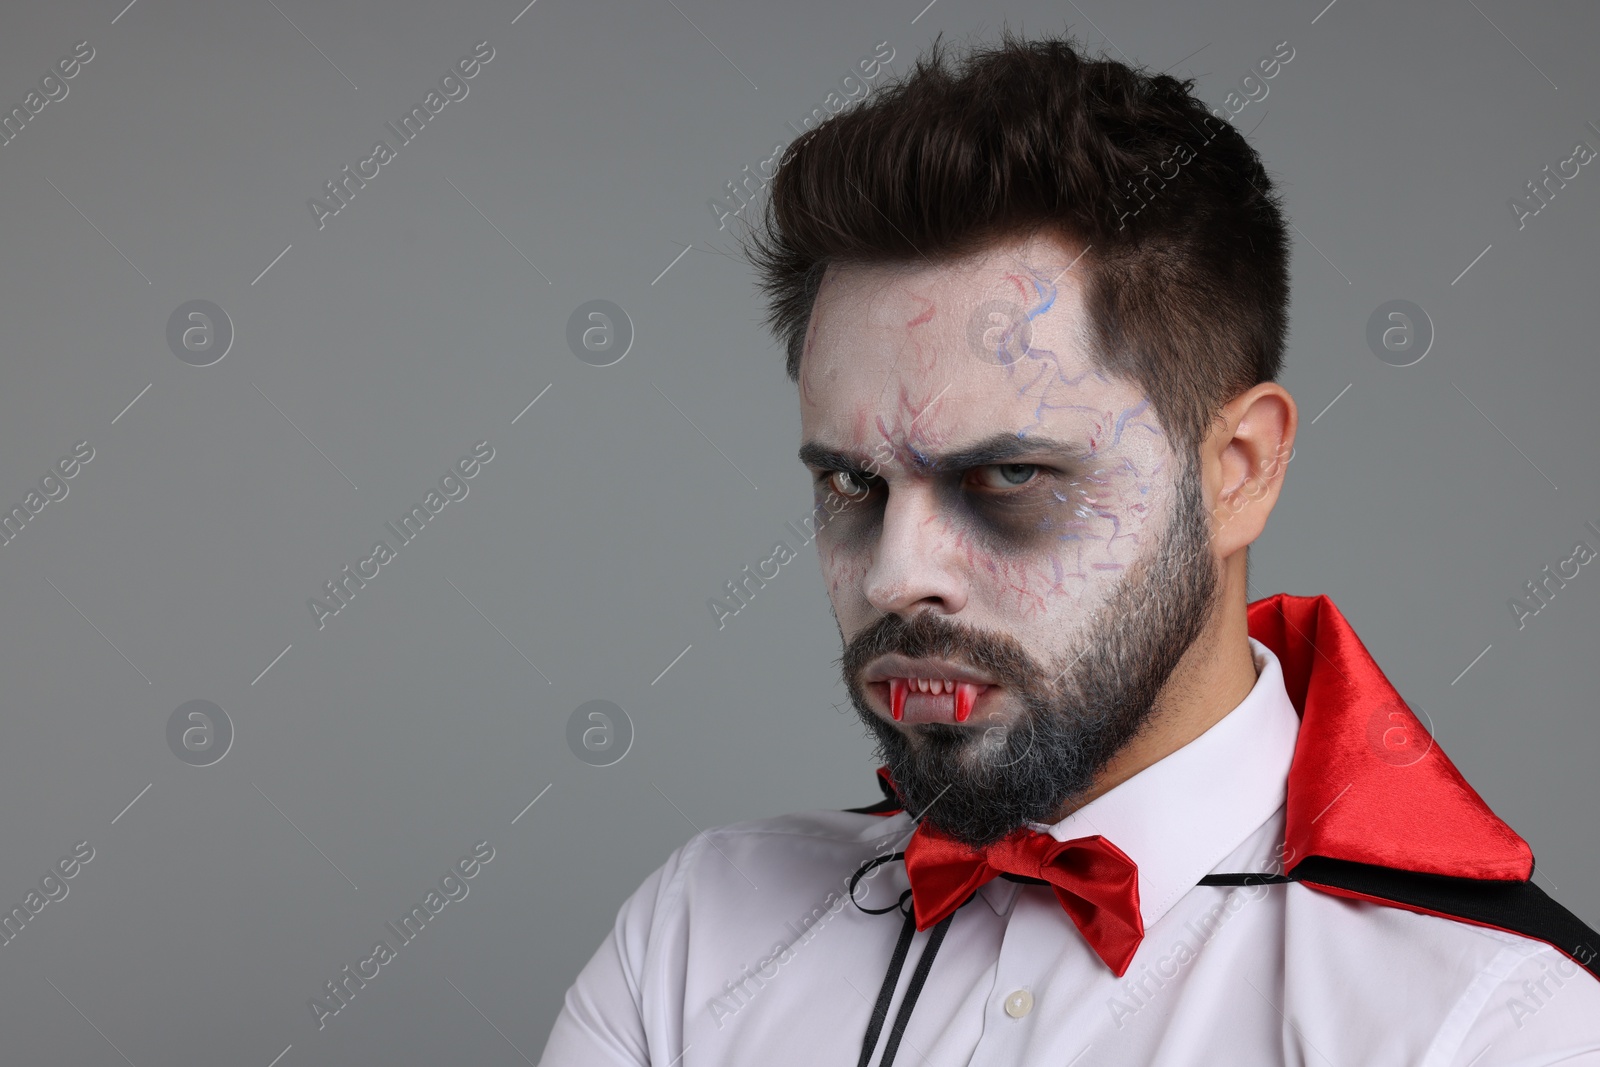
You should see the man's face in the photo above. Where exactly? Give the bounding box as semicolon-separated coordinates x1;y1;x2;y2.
798;232;1221;847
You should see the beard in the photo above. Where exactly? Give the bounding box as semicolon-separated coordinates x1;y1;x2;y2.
839;451;1220;848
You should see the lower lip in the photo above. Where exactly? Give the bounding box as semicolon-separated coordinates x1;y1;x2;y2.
870;681;996;725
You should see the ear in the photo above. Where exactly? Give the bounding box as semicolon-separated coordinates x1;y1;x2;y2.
1201;382;1298;559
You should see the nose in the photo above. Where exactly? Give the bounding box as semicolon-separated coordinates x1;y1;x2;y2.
861;485;968;616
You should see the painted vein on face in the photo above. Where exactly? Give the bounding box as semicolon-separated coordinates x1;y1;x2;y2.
852;291;944;411
818;436;1169;623
869;381;1165;540
825;541;871;603
1046;457;1162;594
810;259;1178;630
985;264;1174;456
829;408;1165;609
985;270;1173;598
998;267;1089;425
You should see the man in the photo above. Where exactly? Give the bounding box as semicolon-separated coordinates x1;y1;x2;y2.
540;30;1600;1066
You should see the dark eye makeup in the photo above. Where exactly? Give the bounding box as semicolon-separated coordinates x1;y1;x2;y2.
812;463;1088;548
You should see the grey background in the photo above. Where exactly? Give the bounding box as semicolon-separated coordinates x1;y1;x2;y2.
0;0;1594;1062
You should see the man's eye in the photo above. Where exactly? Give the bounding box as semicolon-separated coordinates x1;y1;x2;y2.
826;470;875;498
971;464;1038;489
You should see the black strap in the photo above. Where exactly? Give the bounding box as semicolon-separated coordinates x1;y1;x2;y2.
849;852;910;914
878;911;955;1067
848;848;973;1067
1197;872;1292;886
855;903;918;1067
1202;855;1600;980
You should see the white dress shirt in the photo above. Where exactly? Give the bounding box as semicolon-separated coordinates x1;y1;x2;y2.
539;638;1600;1065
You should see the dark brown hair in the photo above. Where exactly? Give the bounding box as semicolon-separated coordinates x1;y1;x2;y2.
744;27;1291;455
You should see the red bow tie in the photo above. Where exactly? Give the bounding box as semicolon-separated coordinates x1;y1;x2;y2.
903;820;1146;977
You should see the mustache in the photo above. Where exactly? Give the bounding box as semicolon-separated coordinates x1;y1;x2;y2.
839;609;1045;694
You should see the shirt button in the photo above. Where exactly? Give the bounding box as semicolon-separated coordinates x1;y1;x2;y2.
1003;989;1033;1018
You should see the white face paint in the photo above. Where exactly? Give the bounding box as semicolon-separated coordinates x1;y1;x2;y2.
798;231;1184;732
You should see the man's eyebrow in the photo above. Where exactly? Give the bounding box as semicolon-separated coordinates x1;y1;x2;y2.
797;442;872;472
797;433;1092;473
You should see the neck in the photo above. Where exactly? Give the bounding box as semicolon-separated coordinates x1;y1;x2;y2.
1049;556;1258;821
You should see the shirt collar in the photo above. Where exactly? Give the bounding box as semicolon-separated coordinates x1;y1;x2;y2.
979;637;1300;925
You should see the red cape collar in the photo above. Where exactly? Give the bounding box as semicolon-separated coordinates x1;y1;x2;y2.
1251;592;1530;881
872;593;1532;882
